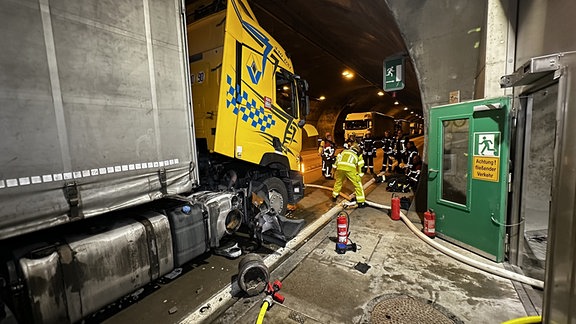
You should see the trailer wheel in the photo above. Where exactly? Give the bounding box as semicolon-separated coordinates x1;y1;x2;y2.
263;177;288;216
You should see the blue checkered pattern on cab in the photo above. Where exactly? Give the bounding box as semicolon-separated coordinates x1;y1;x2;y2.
226;75;276;132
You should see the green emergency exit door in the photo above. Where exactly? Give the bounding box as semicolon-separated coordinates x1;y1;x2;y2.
427;97;510;262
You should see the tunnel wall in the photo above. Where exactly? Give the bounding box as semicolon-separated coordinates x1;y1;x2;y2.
515;0;576;64
385;1;487;117
385;0;576;155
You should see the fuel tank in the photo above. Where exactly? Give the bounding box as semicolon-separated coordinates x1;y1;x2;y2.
18;212;173;323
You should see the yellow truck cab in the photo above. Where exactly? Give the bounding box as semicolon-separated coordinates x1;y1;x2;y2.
187;0;310;214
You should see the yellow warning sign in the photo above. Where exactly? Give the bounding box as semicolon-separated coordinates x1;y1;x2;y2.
472;156;499;182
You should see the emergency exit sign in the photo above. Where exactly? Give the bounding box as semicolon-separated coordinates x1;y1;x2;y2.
384;56;405;91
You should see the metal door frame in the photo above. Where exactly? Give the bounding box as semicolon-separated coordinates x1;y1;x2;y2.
501;51;576;323
507;83;554;266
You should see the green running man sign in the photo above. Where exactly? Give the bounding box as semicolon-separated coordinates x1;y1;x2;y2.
475;132;500;157
384;57;405;91
473;132;500;182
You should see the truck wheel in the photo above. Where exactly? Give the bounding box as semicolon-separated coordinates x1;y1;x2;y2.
263;177;288;216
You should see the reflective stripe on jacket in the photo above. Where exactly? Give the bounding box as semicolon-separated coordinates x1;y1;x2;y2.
334;149;364;172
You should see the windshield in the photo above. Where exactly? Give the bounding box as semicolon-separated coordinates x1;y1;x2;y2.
345;120;369;130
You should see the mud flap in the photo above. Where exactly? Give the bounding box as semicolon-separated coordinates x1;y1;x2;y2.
276;215;305;241
261;214;305;247
249;181;306;247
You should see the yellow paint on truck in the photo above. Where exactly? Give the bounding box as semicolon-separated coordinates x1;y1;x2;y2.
188;0;305;172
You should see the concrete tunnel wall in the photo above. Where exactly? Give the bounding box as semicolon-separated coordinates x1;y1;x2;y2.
384;0;575;156
385;0;488;161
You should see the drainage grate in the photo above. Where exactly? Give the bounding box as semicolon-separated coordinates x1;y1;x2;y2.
370;295;462;324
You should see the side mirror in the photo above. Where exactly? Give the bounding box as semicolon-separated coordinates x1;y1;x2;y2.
295;77;310;119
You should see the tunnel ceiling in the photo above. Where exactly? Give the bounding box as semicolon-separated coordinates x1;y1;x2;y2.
250;0;423;122
186;0;423;123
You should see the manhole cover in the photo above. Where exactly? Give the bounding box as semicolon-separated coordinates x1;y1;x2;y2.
369;294;462;324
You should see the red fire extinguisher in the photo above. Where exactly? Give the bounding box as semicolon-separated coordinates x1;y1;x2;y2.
335;211;357;254
337;211;349;244
390;194;400;221
423;209;436;238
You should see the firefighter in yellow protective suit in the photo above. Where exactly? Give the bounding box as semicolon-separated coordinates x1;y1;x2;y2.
332;144;367;208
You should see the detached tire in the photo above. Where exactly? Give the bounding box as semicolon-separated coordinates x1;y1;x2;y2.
263;177;288;216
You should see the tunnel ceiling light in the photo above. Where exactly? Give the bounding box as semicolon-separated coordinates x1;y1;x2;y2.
394;100;399;105
377;91;384;96
282;86;289;91
318;95;326;101
403;107;408;111
410;111;414;114
342;70;354;79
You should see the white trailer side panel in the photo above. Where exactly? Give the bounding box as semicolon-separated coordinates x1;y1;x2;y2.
0;0;198;239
